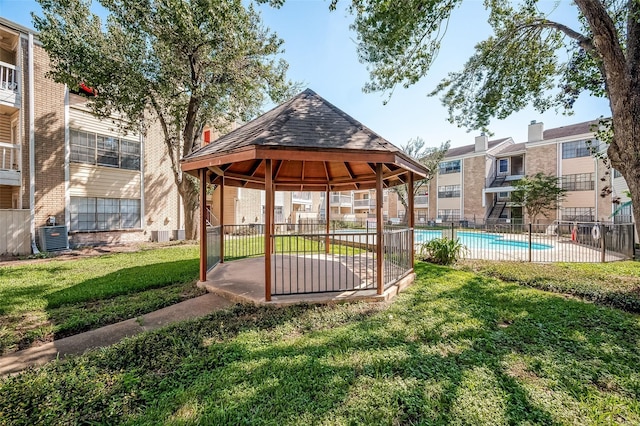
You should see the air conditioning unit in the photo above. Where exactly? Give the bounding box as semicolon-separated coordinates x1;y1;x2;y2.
172;229;185;241
151;230;170;242
39;226;69;252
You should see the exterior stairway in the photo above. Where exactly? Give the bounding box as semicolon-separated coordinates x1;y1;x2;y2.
486;202;506;222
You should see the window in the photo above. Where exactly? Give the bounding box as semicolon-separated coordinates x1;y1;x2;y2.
70;197;141;231
438;185;461;198
437;209;460;221
562;140;592;159
70;129;141;170
120;139;141;170
498;191;509;200
498;159;508;173
561;173;595;191
613;204;633;224
438;160;461;175
562;207;594;222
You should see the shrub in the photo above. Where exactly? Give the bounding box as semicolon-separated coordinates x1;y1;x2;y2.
418;237;468;265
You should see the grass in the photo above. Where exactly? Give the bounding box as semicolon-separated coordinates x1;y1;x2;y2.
1;261;639;424
0;244;204;355
459;260;640;313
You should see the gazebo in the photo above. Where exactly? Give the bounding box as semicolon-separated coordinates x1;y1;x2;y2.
182;89;429;302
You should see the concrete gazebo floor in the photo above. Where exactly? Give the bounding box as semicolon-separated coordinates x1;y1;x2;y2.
197;257;415;306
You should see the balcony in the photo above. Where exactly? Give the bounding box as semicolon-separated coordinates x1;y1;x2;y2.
292;191;312;205
353;198;375;209
0;141;21;186
0;61;19;107
330;194;352;207
415;195;428;208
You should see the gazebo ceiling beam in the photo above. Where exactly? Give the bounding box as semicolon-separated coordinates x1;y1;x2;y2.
247;159;263;177
323;161;330;181
207;165;226;177
343;162;355;180
273;160;284;180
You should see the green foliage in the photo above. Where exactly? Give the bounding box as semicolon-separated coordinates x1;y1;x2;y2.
511;172;566;224
391;138;449;213
418;237;467;265
0;245;202;354
460;260;640;313
2;263;640;424
33;0;296;236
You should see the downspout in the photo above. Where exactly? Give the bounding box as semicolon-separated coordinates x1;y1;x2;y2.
64;87;70;230
139;128;145;232
28;33;39;254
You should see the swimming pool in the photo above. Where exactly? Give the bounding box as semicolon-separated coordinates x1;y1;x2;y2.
414;230;553;250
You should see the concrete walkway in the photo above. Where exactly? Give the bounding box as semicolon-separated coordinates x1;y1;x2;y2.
0;293;233;376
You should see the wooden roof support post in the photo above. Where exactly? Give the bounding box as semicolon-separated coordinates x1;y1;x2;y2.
376;163;384;295
220;177;225;264
265;159;273;301
199;168;208;282
407;172;415;270
325;186;330;254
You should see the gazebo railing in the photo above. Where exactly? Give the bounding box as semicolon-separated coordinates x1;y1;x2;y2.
212;223;414;296
271;231;377;296
383;228;413;287
206;226;221;272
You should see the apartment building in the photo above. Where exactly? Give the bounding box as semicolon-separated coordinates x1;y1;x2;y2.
426;119;628;227
0;17;182;255
425;135;514;224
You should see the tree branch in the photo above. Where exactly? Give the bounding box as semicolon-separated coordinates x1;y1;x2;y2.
527;19;594;52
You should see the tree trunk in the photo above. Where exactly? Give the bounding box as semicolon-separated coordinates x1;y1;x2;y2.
178;176;200;240
573;0;640;238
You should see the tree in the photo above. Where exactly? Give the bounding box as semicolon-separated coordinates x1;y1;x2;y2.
511;173;567;224
343;0;640;233
34;0;294;239
391;137;449;218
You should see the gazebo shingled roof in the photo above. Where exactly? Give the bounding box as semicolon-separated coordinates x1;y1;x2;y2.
182;88;429;191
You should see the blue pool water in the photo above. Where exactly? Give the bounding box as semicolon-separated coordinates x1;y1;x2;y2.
415;230;553;250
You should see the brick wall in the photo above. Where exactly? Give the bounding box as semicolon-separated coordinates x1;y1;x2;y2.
143;117;182;238
32;43;66;230
462;156;486;221
524;144;559;224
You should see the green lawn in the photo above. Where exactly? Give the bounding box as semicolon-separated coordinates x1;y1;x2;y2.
1;261;639;425
459;260;640;313
0;244;204;355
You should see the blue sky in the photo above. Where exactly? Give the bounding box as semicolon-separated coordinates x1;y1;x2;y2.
0;0;610;148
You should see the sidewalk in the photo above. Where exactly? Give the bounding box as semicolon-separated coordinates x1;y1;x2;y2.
0;293;233;376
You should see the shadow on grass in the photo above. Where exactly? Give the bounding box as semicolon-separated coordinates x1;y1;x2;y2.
43;259;198;309
2;262;640;424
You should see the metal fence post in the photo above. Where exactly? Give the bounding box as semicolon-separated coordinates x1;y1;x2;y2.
601;225;606;263
528;223;532;262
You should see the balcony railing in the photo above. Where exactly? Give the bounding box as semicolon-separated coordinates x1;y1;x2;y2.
292;191;312;204
353;198;375;209
330;194;352;206
0;61;18;93
0;142;20;171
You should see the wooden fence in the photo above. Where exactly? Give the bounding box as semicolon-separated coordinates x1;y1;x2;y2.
0;210;30;255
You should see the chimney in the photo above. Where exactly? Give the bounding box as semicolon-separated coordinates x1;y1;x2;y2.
475;132;488;152
528;120;544;142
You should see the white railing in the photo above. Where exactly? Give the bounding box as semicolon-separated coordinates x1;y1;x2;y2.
0;61;18;92
353;198;375;208
292;191;312;203
0;142;20;171
330;194;352;205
